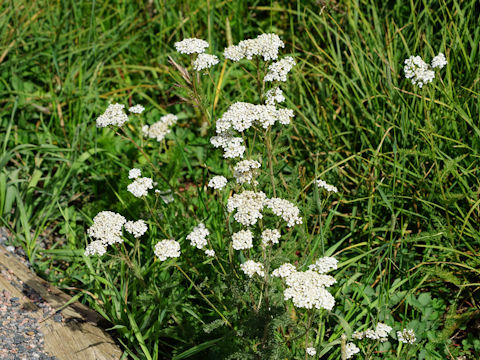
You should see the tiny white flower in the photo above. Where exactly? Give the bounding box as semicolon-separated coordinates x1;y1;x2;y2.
208;176;228;190
128;104;145;114
231;229;254;250
175;38;209;54
128;168;141;179
187;223;210;250
431;52;447;69
240;260;265;278
397;329;416;344
154;239;181;261
316;179;338;193
96;103;129;128
84;240;107;256
127;177;154;197
306;347;316;356
124;220;148;238
345;343;360;359
205;249;215;257
193;54;219;72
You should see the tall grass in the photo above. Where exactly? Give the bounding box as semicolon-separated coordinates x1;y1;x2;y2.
1;0;479;358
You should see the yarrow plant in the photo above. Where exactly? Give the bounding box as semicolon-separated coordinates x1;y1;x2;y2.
82;31;423;360
404;51;447;88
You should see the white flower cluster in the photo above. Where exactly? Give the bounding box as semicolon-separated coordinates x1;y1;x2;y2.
308;256;338;274
265;197;302;227
283;270;336;310
84;240;107;256
87;211;126;246
224;33;284;62
186;223;210;249
128;104;145;114
271;263;296;278
265;87;285;105
352;322;392;342
210;134;246;159
85;212;147;256
174;38;209;54
232;229;253;250
305;347;316;356
127;176;154;197
154;239;181;261
431;52;447;69
193;53;219;72
227;191;266;226
128;168;141;179
208;175;228;190
240;260;265;278
261;229;281;246
404;55;435;88
233;160;261;185
264;56;296;82
397;329;416;344
216;102;294;133
345;343;360;359
205;249;215;257
142;113;178;142
96;103;129;128
124;220;148;238
316;179;338;193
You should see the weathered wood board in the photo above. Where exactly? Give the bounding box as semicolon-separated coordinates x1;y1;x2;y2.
0;245;122;360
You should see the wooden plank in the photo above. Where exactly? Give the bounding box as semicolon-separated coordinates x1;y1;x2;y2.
0;246;123;360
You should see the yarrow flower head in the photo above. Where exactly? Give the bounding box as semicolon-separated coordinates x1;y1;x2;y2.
205;249;215;257
128;104;145;114
193;54;219;72
261;229;281;246
142;114;178;142
208;175;228;190
154;239;181;261
227;191;266;226
264;56;296;82
308;256;338;274
128;168;141;179
353;322;392;342
174;38;209;54
231;229;254;250
240;260;265;278
215;102;294;133
306;347;316;356
397;329;416;344
404;55;435;88
233;160;261;185
87;211;126;246
431;52;447;69
265;87;285;105
210;134;246;159
96;103;129;128
186;223;210;250
345;343;360;359
271;263;296;278
127;177;154;197
316;179;338;193
84;240;107;256
124;220;148;238
265;197;302;227
224;33;284;62
283;270;336;310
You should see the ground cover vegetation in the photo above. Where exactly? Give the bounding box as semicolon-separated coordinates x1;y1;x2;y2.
1;0;479;359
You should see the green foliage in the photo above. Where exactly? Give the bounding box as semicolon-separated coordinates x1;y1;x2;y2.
1;0;479;359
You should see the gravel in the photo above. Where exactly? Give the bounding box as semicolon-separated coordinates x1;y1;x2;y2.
0;289;57;360
0;227;58;359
